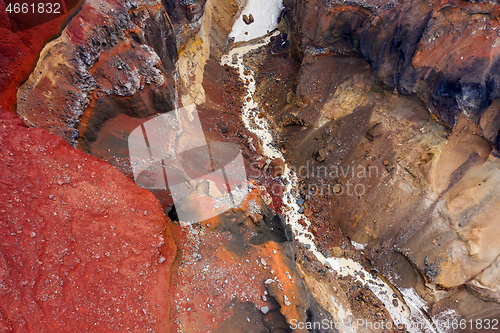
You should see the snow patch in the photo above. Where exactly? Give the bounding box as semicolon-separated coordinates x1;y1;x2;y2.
350;241;366;250
229;0;284;43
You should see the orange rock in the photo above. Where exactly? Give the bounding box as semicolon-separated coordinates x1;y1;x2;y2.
0;108;177;332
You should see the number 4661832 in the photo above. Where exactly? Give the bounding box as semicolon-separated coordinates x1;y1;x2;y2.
6;2;61;14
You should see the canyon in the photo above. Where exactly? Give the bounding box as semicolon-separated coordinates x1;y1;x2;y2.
1;0;500;331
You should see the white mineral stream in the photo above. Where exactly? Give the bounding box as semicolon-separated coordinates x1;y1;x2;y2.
221;1;448;331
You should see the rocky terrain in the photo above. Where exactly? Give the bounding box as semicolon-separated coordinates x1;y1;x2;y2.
278;0;500;323
1;0;500;331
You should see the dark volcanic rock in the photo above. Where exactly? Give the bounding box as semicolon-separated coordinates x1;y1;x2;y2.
284;0;374;55
285;0;500;133
409;4;500;126
165;0;207;24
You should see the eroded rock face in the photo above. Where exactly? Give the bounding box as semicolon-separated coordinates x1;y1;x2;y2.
268;0;500;320
16;0;177;148
364;0;500;129
0;108;177;331
164;0;206;28
285;0;500;135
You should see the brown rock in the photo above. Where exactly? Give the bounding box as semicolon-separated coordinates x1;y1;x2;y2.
243;14;254;25
316;149;328;162
182;0;207;22
303;207;313;217
263;311;289;331
268;158;285;177
164;0;207;45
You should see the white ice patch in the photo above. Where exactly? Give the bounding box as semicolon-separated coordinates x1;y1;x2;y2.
350;241;366;250
229;0;284;43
